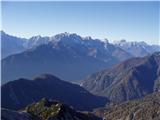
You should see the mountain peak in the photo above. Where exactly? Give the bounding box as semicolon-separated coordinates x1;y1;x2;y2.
54;32;80;38
25;98;66;117
30;35;42;40
1;30;6;35
26;98;63;110
114;39;148;47
120;39;127;42
34;74;60;81
83;36;92;40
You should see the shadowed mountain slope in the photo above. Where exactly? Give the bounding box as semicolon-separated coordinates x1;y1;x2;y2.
82;52;160;103
2;74;108;111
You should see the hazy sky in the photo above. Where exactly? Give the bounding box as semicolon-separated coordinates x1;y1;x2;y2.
1;1;159;44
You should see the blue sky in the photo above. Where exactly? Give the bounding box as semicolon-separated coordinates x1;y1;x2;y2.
1;1;159;44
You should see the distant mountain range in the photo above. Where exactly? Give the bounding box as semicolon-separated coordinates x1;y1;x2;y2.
82;52;160;103
1;31;26;59
2;31;159;59
2;74;107;111
114;39;160;57
2;31;132;84
94;92;160;120
2;98;102;120
1;31;50;58
2;31;160;84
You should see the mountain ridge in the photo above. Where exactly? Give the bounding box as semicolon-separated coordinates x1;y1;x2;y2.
2;31;159;59
82;52;160;103
2;32;132;84
1;74;108;111
113;39;160;57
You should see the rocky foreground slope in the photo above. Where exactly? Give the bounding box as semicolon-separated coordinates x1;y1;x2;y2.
94;92;160;120
2;98;102;120
2;93;160;120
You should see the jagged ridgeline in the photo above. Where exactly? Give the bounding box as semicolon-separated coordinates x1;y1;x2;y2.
2;31;159;85
2;31;133;84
